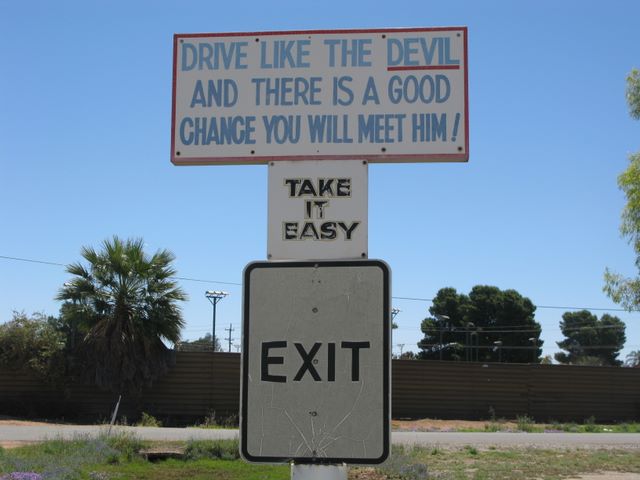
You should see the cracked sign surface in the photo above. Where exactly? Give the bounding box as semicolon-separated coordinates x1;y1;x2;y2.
241;260;390;464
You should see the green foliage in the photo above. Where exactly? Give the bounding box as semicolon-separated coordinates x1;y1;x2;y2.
0;432;142;478
195;410;239;429
464;445;478;455
627;68;640;119
177;332;222;352
625;350;640;367
0;311;67;384
184;439;240;461
380;445;429;479
57;236;187;394
516;415;535;432
136;412;162;428
99;431;144;462
418;285;542;363
554;310;625;366
540;355;554;364
605;69;640;309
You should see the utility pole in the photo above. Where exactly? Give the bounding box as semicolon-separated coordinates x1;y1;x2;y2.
397;343;405;357
205;290;229;351
434;314;450;360
225;323;235;353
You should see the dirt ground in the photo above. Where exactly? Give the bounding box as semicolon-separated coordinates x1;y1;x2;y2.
391;418;518;431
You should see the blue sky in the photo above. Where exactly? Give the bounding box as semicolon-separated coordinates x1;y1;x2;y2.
1;0;638;361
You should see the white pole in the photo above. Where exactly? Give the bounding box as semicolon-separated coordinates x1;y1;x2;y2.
291;464;348;480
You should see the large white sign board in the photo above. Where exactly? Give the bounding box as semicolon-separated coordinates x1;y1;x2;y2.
172;27;468;165
268;160;367;260
241;260;390;464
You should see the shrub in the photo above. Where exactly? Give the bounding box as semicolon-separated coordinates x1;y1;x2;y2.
0;312;66;384
136;412;162;428
184;439;240;461
516;414;535;432
380;445;429;479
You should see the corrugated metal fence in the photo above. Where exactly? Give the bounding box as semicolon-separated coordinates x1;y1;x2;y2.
392;360;640;421
1;352;638;422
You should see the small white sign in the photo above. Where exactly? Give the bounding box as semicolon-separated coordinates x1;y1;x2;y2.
268;160;367;260
171;27;468;165
240;260;391;464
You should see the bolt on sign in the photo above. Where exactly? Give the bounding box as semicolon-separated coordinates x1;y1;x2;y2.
240;260;390;464
171;27;468;165
268;160;367;260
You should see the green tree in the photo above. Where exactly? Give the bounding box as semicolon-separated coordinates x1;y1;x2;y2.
555;310;626;366
177;332;222;352
57;236;187;394
418;286;542;363
624;350;640;367
604;69;640;309
0;311;67;383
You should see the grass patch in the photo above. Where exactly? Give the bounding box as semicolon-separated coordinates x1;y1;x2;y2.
406;445;640;479
2;437;640;479
453;420;640;434
184;439;240;461
99;458;288;480
192;411;239;429
0;431;143;479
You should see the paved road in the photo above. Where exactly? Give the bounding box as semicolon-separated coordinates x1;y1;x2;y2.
0;425;639;449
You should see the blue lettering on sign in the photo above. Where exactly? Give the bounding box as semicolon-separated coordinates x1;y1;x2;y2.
251;77;322;106
388;75;450;104
323;38;373;67
357;114;406;143
361;77;380;105
262;115;301;144
260;40;311;69
411;113;447;142
179;116;256;145
386;37;459;66
190;79;238;108
332;76;354;106
180;41;248;71
307;115;353;143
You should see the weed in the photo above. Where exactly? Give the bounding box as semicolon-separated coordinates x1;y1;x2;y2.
583;416;602;433
618;423;640;433
136;412;162;428
484;422;500;432
464;445;478;455
488;405;496;422
516;414;535;432
184;439;240;461
0;434;131;479
99;431;144;462
382;445;429;479
0;474;43;480
196;411;238;429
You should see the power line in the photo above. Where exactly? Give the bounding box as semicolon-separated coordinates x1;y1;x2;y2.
0;255;65;267
1;253;638;314
0;255;241;287
173;276;241;286
420;324;627;334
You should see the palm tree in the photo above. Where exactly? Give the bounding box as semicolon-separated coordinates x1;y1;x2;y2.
57;236;187;394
